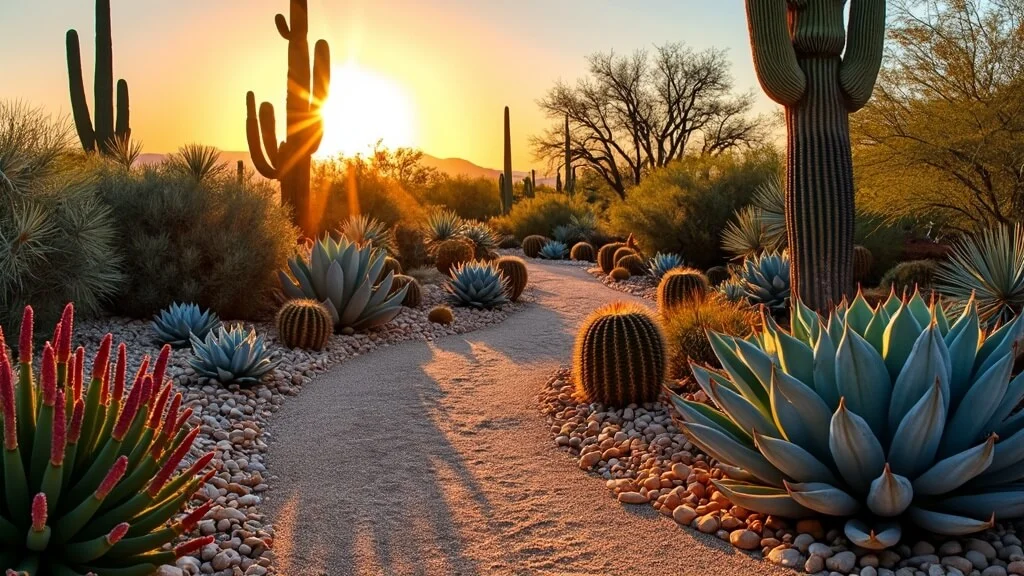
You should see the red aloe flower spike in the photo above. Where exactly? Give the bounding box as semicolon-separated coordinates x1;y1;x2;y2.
0;351;16;450
180;501;214;531
73;346;85;401
174;407;193;432
18;306;33;364
69;400;84;443
41;343;57;406
183;452;215;480
56;303;73;364
152;344;171;389
112;343;127;403
147;382;172;429
199;469;216;484
147;427;200;497
175;536;214;558
132;356;150;391
51;389;66;466
31;493;47;532
161;393;182;437
139;372;154;407
95;456;129;499
0;325;5;352
91;334;112;382
112;378;143;441
100;361;111;405
151;401;186;458
106;522;130;545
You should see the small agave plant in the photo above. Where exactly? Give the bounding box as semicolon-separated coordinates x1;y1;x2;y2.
190;325;278;385
717;279;747;303
741;251;791;313
339;214;395;255
152;302;221;349
422;209;465;253
672;290;1024;549
460;221;499;257
446;261;509;309
538;241;569;260
649;252;685;279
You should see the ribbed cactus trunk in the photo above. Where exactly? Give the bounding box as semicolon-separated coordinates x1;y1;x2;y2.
502;106;514;214
745;0;885;312
563;114;575;196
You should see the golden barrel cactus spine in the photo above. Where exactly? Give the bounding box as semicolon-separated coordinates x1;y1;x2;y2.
598;242;626;274
495;256;528;302
276;299;332;350
521;235;548;259
434;239;474;274
616;254;646;276
390;275;422;308
657;268;711;316
427;306;454;325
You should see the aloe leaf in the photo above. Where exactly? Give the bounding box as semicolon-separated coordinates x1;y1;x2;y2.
771;368;832;461
845;519;902;550
866;464;913;517
711;479;816;518
883;303;924;380
941;352;1012;458
889;380;946;479
813;326;840;410
836;324;892;438
915;435;996;495
908;507;995;536
829;399;886;495
785;480;860;516
889;324;950;434
679;422;784;486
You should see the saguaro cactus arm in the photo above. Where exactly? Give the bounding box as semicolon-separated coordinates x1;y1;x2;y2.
307;39;331;153
246;92;279;179
840;0;887;112
745;0;807;107
66;31;96;152
115;79;130;140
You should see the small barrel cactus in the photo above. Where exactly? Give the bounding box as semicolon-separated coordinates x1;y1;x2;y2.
538;241;569;260
434;239;475;275
495;256;528;302
521;235;548;258
379;256;403;282
853;245;873;283
610;267;631;281
657;268;710;316
881;260;939;296
190;325;279;385
276;299;332;351
573;302;666;406
461;221;499;260
427;305;454;325
613;247;637;267
390;275;422;308
151;302;221;349
570;242;595;262
598;242;626;274
446;261;509;309
616;254;647;276
706;266;732;287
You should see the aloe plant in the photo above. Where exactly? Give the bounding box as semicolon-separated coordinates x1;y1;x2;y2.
937;223;1024;327
189;325;278;385
672;291;1024;548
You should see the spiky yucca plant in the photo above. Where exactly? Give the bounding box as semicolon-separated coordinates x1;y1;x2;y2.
539;241;568;260
151;302;221;349
460;221;499;260
568;213;598;241
649;252;685;280
673;291;1024;548
722;206;775;261
0;304;214;574
422;209;465;253
340;214;395;256
190;325;278;385
167;144;225;183
741;251;791;312
751;174;786;252
937;223;1024;327
446;261;509;309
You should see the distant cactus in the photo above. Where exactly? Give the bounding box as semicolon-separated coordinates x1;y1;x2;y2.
563;114;576;196
501;107;514;214
598;242;626;274
570;242;595;262
276;299;332;350
609;267;631;281
573;302;666;406
521;235;548;258
706;266;732;287
556;171;563;193
657;268;710;316
386;275;420;308
495;256;528;301
66;0;131;154
523;171;536;198
616;253;646;276
435;239;474;274
428;305;454;325
853;245;873;283
246;0;331;236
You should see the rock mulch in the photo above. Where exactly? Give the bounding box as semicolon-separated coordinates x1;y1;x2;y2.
587;268;658;300
71;283;528;576
539;368;1024;576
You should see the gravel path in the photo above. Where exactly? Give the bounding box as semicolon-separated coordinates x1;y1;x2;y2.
262;261;789;576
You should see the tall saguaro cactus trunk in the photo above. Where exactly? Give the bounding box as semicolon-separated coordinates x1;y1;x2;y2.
246;0;331;237
563;114;576;196
501;107;514;214
745;0;885;312
66;0;130;154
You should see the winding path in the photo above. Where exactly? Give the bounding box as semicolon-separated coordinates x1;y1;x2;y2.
263;262;789;576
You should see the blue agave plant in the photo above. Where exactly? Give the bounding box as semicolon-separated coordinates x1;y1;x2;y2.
717;279;747;303
538;241;569;260
672;290;1024;548
446;261;509;309
152;302;221;348
190;325;279;385
741;251;791;312
648;252;685;279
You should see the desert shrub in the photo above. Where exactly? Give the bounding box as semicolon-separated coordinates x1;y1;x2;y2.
489;192;590;239
880;259;939;296
663;294;758;378
97;163;297;319
394;222;430;270
312;155;424;234
855;213;907;286
608;152;780;269
0;102;123;333
421;175;502;221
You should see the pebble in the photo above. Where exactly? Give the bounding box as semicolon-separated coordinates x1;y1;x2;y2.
767;547;803;569
731;530;760;551
827;551;857;573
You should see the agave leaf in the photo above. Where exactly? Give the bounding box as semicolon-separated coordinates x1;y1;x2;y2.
771;367;833;461
732;337;775;391
690;364;739;398
351;304;403;330
830;399;886;495
708;380;779;439
908;507;995;536
845;519;902;550
712;479;817;518
813;325;840;410
340;279;373;327
975;315;1023;376
983;426;1024;476
785;481;861;516
985;371;1024;434
709;333;769;408
755;432;838;484
790;298;819;346
941;352;1012;458
883;303;924;380
324;260;346;312
937;489;1024;520
774;329;814;387
679;422;784;486
668;393;751;446
716;463;760;483
907;289;932;328
863;306;890;355
846;292;874;336
915;435;996;495
866;464;913;517
946;300;982;406
889;324;950;434
882;289;902;316
836;323;892;438
889;380;946;479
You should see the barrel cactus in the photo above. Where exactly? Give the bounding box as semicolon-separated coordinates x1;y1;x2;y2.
649;252;685;279
434;239;475;275
539;241;569;260
741;251;791;313
495;256;528;302
573;302;666;406
390;275;422;308
275;299;332;351
853;245;874;283
427;305;454;325
613;247;637;268
673;291;1024;548
657;268;710;316
0;304;214;573
706;266;732;287
279;235;408;331
598;242;626;274
190;325;278;385
570;242;595;262
446;261;510;309
151;302;221;349
616;254;647;276
340;214;394;255
379;256;403;281
521;235;548;258
610;267;631;282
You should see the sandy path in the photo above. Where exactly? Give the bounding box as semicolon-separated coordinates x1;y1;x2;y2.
262;261;788;576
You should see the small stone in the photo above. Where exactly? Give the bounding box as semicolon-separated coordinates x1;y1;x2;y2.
730;529;761;551
969;540;999;562
861;555;880;568
940;542;965;556
982;567;1009;576
805;556;825;573
797;518;826;539
943;557;976;574
827;551;857;573
914;542;937;557
579;451;602;469
616;491;648;504
794;533;815;553
1008;561;1024;575
968;550;993;570
156;567;184;576
695;514;720;534
767;547;803;568
673;505;697;526
809;543;834;559
927;565;945;576
862;567;878;576
672;463;692;480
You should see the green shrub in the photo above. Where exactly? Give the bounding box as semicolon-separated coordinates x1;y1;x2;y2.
608;152;780;269
663;294;757;378
489;193;590;240
312;156;424;234
855;213;907;286
0;102;123;334
420;175;502;221
96;163;297;320
880;260;939;296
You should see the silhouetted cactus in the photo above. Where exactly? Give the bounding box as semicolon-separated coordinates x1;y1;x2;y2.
390;275;422;308
706;266;731;287
246;0;331;236
435;239;474;274
853;245;873;283
66;0;130;154
610;267;631;281
523;171;536;198
501;107;514;214
598;242;626;274
521;235;548;258
570;242;595;262
746;0;885;310
657;268;710;316
573;302;666;406
495;256;528;301
427;305;454;325
276;299;332;350
563;114;576;196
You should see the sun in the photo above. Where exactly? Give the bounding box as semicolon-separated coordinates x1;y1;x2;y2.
317;62;416;158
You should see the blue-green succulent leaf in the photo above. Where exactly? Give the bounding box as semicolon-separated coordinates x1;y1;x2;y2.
836;323;892;438
710;333;769;408
754;432;838;484
915;435;996;495
668;393;751;446
711;480;817;518
889;381;946;479
830;400;886;495
774;329;814;387
908;507;995;536
708;381;779;439
813;325;840;410
845;519;902;551
846;292;875;336
883;303;924;380
771;367;833;461
785;481;861;516
680;423;784;487
889;324;950;433
866;465;914;517
941;352;1012;458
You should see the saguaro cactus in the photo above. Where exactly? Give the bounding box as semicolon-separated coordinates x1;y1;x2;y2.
66;0;130;154
246;0;331;237
745;0;885;311
563;114;576;196
501;107;514;214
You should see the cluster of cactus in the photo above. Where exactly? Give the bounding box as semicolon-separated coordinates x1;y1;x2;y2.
0;304;214;574
573;302;666;406
853;245;873;283
434;239;475;275
423;209;466;253
446;261;509;310
648;253;685;280
740;251;791;313
598;243;626;274
539;241;568;260
609;267;631;281
521;236;549;259
461;222;500;260
657;269;710;316
278;235;408;332
570;242;595;262
340;215;395;256
495;257;528;302
427;306;454;325
275;299;332;351
500;107;514;214
190;325;278;385
616;253;647;276
675;291;1024;546
151;303;221;349
389;275;422;308
66;0;131;155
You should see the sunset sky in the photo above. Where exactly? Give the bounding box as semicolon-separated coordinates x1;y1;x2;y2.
0;1;772;172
